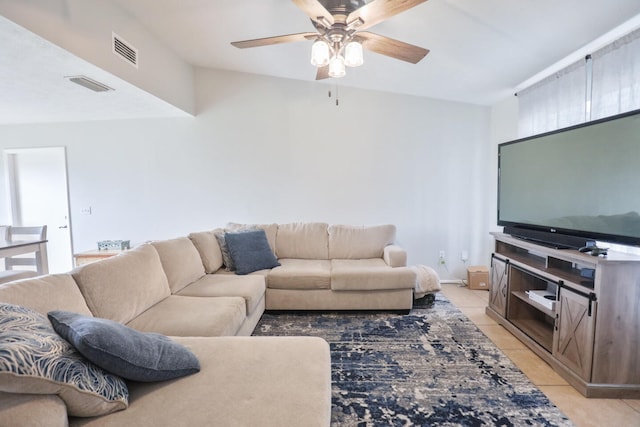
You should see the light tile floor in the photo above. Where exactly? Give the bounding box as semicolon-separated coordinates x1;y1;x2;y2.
439;283;640;427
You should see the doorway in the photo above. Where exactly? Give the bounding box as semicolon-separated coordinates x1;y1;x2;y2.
4;147;73;273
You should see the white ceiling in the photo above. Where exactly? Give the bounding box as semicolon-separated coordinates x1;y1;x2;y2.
2;0;640;124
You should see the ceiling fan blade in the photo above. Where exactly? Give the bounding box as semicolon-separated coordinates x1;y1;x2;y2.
292;0;334;27
348;0;428;30
358;32;429;64
231;32;317;49
315;65;330;80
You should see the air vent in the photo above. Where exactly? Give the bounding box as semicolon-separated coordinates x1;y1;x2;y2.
66;75;114;92
112;32;138;68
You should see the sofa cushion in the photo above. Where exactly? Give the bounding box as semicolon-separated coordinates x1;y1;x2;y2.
126;295;246;337
226;222;278;254
151;237;206;293
276;222;329;259
0;270;37;284
188;229;224;273
328;224;396;259
0;273;92;317
48;310;201;382
225;229;280;275
0;303;128;417
0;392;68;427
267;259;332;290
177;274;265;315
72;244;171;324
68;337;332;427
330;259;417;291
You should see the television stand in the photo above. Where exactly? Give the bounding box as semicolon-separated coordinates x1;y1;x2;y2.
486;232;640;398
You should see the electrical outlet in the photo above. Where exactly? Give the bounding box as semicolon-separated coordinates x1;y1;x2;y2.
80;206;92;215
439;250;446;264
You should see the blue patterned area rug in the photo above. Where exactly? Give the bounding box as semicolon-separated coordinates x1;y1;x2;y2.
253;293;573;427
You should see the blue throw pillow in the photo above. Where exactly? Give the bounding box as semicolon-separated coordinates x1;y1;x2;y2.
48;310;200;382
224;229;280;275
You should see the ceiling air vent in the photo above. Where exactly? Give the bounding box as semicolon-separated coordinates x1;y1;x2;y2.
112;32;138;68
66;75;114;92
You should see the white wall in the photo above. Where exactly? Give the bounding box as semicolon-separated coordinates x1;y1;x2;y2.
0;69;492;279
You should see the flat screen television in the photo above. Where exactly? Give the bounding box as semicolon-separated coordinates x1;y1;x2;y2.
497;108;640;249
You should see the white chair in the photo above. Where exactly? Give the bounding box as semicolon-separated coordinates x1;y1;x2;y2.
0;225;9;240
0;225;47;284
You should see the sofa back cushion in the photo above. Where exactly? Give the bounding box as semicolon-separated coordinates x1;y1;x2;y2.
151;237;206;293
0;274;92;317
188;230;224;273
276;222;329;260
328;224;396;259
72;244;171;324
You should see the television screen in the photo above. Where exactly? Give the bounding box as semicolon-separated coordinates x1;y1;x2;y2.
498;108;640;247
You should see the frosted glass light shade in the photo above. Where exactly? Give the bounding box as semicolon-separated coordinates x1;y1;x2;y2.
344;41;364;67
310;40;330;67
328;55;346;78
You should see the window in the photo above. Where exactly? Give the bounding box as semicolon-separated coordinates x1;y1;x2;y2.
517;59;586;137
591;28;640;120
518;28;640;136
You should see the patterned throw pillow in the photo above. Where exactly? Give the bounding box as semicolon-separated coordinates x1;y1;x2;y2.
0;303;129;417
214;230;235;270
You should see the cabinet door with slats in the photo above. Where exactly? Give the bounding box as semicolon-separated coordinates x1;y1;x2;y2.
553;286;596;381
489;254;508;317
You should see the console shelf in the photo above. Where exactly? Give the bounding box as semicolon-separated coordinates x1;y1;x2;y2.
486;232;640;398
512;291;555;318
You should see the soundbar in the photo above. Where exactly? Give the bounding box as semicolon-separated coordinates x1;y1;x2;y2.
503;226;594;250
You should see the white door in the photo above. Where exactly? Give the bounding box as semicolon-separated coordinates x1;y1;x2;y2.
5;147;73;273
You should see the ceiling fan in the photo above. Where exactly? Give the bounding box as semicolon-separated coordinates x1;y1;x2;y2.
231;0;430;79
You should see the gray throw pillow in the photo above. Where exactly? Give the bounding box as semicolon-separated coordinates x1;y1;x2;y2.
224;229;280;275
48;310;200;382
214;227;257;271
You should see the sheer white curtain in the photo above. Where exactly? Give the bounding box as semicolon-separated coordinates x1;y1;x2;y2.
591;28;640;120
517;59;586;137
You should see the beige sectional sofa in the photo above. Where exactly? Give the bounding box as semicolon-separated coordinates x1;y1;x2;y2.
0;222;419;426
222;222;418;311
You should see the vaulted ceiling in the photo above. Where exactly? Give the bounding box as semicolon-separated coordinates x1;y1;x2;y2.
2;0;640;124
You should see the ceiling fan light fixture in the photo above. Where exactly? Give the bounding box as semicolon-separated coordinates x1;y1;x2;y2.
310;39;330;67
328;54;346;78
344;41;364;67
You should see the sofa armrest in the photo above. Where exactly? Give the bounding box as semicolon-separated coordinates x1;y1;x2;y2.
0;392;68;427
383;245;407;267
